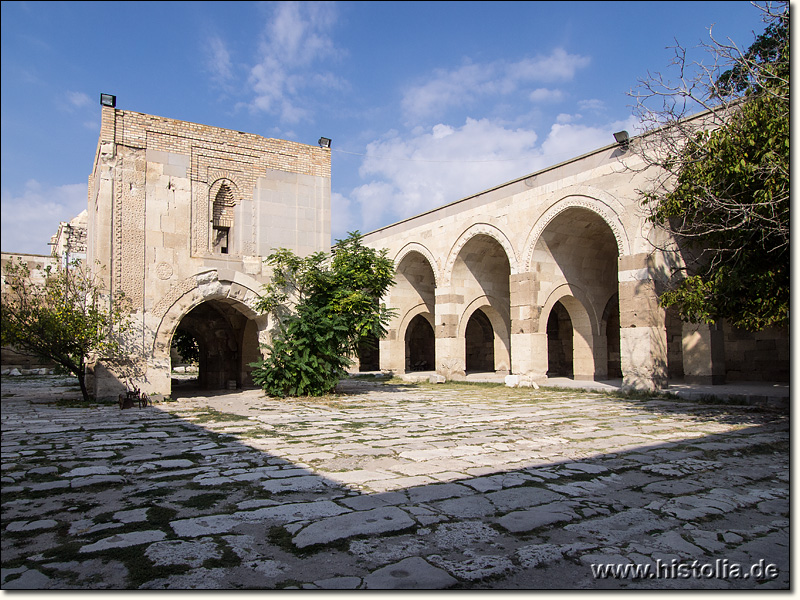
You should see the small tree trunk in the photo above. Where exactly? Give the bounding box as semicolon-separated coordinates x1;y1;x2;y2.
76;363;91;403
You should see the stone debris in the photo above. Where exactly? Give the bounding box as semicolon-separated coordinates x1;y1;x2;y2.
0;375;789;590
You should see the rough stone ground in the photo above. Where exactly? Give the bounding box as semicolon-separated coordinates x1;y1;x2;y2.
1;375;789;590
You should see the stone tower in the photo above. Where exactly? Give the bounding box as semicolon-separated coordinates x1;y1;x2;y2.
87;103;331;398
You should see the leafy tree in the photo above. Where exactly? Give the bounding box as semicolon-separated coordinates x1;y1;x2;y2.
631;2;788;331
250;232;395;396
171;329;200;365
1;258;132;402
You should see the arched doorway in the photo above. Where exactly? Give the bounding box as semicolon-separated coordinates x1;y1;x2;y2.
450;233;512;375
533;207;619;380
602;294;622;379
388;249;437;373
546;301;573;377
171;299;260;390
465;309;495;373
357;334;380;371
405;314;435;371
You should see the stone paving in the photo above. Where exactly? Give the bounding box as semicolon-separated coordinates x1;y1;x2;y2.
1;375;789;590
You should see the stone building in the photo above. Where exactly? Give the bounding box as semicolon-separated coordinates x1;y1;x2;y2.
0;252;60;372
50;210;88;265
53;102;786;397
359;129;789;390
86;103;331;398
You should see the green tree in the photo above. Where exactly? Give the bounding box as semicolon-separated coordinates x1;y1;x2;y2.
632;2;789;330
1;259;132;402
250;232;395;397
171;329;200;365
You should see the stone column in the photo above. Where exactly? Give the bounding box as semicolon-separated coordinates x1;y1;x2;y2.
618;254;669;391
435;288;465;380
379;328;404;374
682;322;726;384
572;329;597;381
509;272;537;376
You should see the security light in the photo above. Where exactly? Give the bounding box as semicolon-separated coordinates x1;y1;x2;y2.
318;137;332;149
613;130;629;147
100;94;116;108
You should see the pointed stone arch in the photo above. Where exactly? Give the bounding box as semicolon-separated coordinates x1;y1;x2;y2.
394;242;440;287
149;270;266;395
523;191;631;271
540;286;597;381
459;297;511;374
443;223;518;287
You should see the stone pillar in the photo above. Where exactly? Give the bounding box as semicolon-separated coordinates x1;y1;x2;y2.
379;328;404;374
509;272;537;376
593;335;609;380
435;288;465;379
618;254;669;391
682;322;726;384
572;330;597;381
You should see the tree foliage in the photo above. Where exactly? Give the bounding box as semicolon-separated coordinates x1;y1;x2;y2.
250;232;395;397
171;329;200;365
632;1;789;331
1;259;132;402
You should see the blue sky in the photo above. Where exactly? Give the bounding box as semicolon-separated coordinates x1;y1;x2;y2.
1;1;767;255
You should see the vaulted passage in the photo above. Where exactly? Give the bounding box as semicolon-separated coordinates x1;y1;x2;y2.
603;294;622;379
358;334;380;372
172;300;259;390
405;314;435;371
465;309;495;373
534;207;619;380
546;301;573;377
452;234;512;374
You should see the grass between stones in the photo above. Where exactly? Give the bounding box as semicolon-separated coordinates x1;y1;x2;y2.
180;492;229;510
184;408;249;423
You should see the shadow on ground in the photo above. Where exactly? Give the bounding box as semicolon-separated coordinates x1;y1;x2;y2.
0;375;789;590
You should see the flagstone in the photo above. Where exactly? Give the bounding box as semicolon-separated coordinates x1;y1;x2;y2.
292;507;416;548
79;530;166;553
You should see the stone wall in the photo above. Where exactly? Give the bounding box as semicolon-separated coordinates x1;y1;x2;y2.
86;107;331;398
361;123;789;389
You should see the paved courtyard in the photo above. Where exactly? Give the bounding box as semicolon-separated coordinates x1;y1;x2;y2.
1;375;789;590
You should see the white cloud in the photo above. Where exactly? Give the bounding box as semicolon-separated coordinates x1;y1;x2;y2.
508;48;591;82
1;180;87;255
65;91;92;109
578;98;606;112
246;1;344;123
338;119;541;236
206;35;234;86
333;113;641;239
529;88;565;103
401;49;590;122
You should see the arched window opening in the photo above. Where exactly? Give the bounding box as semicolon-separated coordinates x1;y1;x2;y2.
212;183;235;254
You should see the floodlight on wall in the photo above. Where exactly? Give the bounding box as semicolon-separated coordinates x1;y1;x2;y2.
100;93;116;108
613;130;630;147
318;137;332;149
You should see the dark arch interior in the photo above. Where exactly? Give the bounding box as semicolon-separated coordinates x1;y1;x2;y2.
547;301;573;377
602;294;622;379
405;314;435;372
171;300;258;390
357;334;381;372
465;309;494;373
